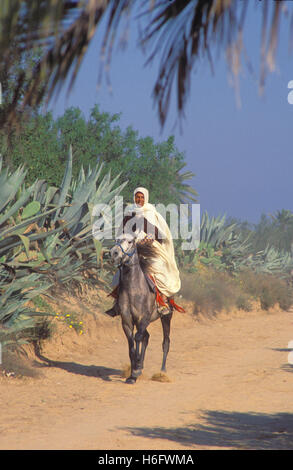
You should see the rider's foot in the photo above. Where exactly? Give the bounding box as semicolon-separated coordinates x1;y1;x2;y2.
157;293;174;316
157;305;171;316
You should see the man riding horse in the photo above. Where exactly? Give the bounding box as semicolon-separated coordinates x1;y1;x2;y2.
105;186;181;317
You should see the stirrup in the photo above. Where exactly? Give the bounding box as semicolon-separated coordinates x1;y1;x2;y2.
157;304;171;316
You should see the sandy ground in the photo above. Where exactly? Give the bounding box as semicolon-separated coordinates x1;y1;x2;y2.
1;293;293;451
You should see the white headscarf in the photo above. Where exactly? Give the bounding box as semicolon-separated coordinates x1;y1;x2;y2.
124;187;167;239
133;187;149;205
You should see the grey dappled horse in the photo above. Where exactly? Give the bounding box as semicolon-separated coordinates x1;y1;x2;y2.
110;235;173;384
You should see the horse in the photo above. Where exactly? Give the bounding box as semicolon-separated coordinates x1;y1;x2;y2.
109;235;173;384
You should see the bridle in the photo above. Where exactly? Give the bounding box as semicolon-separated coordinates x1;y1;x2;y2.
114;240;140;273
115;240;136;260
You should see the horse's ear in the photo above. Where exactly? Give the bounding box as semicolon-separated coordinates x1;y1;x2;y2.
130;232;139;244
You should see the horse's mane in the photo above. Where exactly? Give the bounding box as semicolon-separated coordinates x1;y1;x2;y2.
136;242;158;273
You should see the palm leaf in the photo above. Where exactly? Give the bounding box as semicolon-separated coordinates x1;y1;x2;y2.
1;1;291;129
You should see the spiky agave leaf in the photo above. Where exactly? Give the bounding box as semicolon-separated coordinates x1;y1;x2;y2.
247;246;293;276
0;161;65;264
53;144;73;222
0;164;27;213
0;159;36;227
0;181;37;227
62;161;104;232
200;212;237;249
0;205;65;240
0;269;53;347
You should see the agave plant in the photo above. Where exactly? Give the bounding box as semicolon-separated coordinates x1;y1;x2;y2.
29;147;127;280
176;210;293;278
199;211;246;249
0;158;36;227
0;270;52;347
238;245;293;278
0;157;65;348
0;155;65;263
196;212;251;271
175;212;247;271
0;146;128;350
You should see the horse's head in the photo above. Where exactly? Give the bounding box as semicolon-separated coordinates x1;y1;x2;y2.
110;234;137;265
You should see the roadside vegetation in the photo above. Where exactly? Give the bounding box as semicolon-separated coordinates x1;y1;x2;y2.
177;212;293;315
1;104;293;360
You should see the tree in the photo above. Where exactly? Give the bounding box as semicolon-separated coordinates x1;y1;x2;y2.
249;211;293;254
0;44;44;166
8;111;62;185
0;1;291;130
7;103;198;205
104;133;198;205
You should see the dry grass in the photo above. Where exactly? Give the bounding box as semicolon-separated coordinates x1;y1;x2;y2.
0;349;40;379
121;364;131;379
121;365;171;383
179;267;293;316
180;269;241;315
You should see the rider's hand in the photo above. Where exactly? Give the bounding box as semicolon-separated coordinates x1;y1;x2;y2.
141;235;154;244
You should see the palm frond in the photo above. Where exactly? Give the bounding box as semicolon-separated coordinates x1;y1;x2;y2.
0;0;292;129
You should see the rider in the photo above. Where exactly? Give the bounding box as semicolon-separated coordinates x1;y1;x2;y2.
105;187;181;317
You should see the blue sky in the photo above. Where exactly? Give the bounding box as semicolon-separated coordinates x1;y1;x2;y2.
50;1;293;224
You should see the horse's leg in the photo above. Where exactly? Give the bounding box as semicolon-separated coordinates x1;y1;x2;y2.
133;316;151;378
160;311;173;372
121;320;137;384
135;329;149;374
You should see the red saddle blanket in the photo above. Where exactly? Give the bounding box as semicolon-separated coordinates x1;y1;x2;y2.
108;274;185;313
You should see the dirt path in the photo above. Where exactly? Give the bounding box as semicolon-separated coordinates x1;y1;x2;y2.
1;299;293;450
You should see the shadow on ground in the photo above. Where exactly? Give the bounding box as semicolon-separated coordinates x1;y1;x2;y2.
281;364;293;374
33;351;121;382
121;410;293;450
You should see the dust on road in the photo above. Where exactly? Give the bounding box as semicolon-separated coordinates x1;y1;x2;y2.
0;296;293;450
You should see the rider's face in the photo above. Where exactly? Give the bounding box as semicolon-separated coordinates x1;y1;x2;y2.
135;192;145;207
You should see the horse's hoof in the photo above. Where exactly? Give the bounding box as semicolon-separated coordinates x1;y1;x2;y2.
126;377;137;384
132;369;142;379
